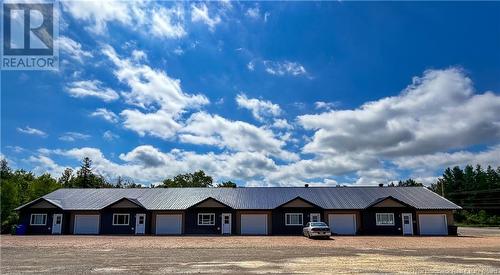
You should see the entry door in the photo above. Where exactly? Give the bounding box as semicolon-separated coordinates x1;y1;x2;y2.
310;213;321;222
135;214;146;234
52;214;63;234
402;213;413;235
222;213;231;235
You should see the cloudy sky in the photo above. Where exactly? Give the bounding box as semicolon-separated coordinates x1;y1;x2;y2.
2;1;499;186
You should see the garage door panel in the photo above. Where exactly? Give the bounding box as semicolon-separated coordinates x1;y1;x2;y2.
241;214;267;235
74;215;99;234
329;214;356;235
156;214;182;235
419;214;448;235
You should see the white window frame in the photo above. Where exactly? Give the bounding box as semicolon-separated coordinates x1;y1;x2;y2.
112;213;130;226
30;213;47;225
198;213;215;226
310;213;321;223
376;213;395;226
285;213;303;226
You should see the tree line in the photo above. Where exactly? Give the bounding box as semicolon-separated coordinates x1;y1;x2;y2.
1;156;498;232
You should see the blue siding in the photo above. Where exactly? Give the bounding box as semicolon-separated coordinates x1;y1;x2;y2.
272;207;323;235
184;208;235;234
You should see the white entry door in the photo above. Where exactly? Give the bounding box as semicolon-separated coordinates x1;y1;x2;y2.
52;214;63;234
402;213;413;235
222;213;231;235
135;214;146;235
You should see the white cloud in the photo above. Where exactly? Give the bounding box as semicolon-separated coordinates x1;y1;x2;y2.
59;132;91;142
65;80;119;102
354;169;398;186
17;126;47;137
58;36;93;62
263;60;307;76
62;0;137;34
102;44;209;139
191;3;221;31
90;108;119;123
393;145;500;172
247;61;255;71
40;146;278;184
103;131;119;141
235;94;282;122
62;1;186;39
151;5;186;39
131;50;147;62
314;101;339;111
120;109;182;140
245;6;260;19
272;119;293;130
180;112;298;161
28;155;65;177
299;68;500;157
173;47;184;56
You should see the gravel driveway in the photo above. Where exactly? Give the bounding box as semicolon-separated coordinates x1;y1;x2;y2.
2;228;500;274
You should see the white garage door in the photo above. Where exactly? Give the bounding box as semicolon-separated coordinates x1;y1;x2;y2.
241;214;267;235
74;215;99;234
419;214;448;235
329;214;357;235
156;214;182;235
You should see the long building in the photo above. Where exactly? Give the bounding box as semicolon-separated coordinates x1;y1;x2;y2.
16;186;461;236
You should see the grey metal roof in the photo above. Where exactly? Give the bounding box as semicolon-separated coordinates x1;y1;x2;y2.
18;187;461;211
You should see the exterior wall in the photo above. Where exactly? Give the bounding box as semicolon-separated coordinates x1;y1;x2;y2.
272;207;323;235
323;210;362;232
151;211;185;234
361;207;416;235
236;210;272;235
100;208;149;235
19;209;65;235
184;207;235;234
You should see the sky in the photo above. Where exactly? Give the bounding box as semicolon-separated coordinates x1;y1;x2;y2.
1;1;500;187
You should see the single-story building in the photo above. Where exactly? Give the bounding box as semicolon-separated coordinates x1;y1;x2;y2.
15;186;461;236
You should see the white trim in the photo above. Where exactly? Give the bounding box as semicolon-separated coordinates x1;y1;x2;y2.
197;213;215;226
30;213;47;225
221;213;232;235
112;213;130;226
376;213;395;226
285;213;303;226
402;213;414;235
310;213;321;223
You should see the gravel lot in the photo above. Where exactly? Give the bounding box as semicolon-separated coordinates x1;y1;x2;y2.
2;227;500;274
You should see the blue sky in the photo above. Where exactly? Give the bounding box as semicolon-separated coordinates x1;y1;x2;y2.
2;1;500;186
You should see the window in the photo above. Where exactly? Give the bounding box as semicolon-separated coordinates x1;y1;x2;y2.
285;213;303;226
376;213;395;226
198;213;215;225
113;214;130;226
30;214;47;225
310;213;321;223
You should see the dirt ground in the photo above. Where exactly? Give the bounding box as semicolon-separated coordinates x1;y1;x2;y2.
1;227;500;274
